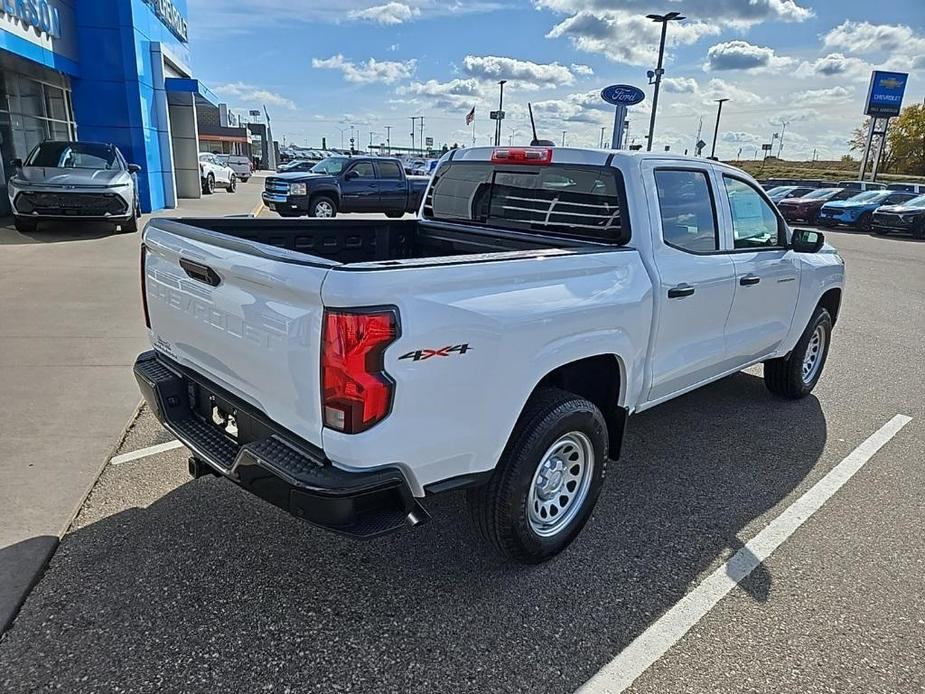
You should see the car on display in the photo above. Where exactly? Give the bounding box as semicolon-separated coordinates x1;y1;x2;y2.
136;147;844;564
216;154;252;183
7;140;141;233
766;185;816;202
885;182;925;194
262;155;428;218
817;190;918;231
198;153;237;194
776;187;855;224
871;194;925;238
410;159;440;176
278;159;316;173
838;180;886;192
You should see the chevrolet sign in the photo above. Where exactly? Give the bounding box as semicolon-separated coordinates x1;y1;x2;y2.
864;70;908;118
143;0;188;43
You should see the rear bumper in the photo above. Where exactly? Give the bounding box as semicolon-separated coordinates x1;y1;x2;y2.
133;350;428;538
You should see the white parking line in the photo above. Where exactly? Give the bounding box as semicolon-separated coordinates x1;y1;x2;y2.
110;440;185;465
250;201;264;218
577;413;913;694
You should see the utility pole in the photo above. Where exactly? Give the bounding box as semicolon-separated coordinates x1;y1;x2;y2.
385;125;391;155
710;98;729;159
494;80;507;146
645;11;685;152
561;130;567;146
420;116;425;155
410;116;419;154
600;127;606;148
694;115;702;156
777;120;789;158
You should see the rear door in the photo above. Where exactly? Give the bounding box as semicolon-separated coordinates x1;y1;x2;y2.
645;165;737;403
340;160;378;211
375;159;406;212
719;175;800;363
142;222;332;447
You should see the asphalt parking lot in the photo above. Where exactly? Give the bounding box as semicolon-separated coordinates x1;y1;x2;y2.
0;226;923;693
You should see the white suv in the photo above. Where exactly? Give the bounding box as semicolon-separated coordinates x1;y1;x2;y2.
198;153;237;194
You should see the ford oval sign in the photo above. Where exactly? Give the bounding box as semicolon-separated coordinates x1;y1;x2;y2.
601;84;645;106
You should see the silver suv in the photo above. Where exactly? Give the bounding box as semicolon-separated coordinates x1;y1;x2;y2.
8;141;141;233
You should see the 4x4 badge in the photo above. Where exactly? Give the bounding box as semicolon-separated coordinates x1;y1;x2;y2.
399;344;472;362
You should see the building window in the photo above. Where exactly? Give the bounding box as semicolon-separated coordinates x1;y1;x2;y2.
0;68;77;170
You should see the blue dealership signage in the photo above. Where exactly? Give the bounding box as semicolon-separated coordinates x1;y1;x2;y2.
0;0;63;39
601;84;646;107
142;0;188;43
864;70;908;118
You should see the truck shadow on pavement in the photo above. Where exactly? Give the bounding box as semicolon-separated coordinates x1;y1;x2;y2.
0;221;127;245
0;372;826;694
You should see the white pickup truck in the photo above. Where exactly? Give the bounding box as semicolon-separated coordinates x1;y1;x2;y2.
135;147;844;563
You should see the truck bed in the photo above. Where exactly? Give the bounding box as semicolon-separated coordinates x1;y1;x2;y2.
150;217;595;266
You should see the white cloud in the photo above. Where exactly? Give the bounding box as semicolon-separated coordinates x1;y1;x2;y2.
701;78;768;105
396;78;485;109
213;82;296;109
794;53;871;79
823;20;925;55
311;55;416;84
535;0;812;25
347;2;419;25
791;86;853;105
571;63;594;76
662;77;699;94
703;40;793;72
461;55;585;89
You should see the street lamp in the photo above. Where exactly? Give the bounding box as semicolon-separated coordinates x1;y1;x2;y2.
495;80;507;147
645;11;685;152
710;97;729;159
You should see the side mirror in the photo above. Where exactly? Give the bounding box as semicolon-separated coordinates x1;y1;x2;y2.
344;170;358;180
127;163;142;174
791;228;825;253
10;158;22;169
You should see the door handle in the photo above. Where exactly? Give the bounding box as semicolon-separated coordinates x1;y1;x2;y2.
739;274;761;286
667;283;695;299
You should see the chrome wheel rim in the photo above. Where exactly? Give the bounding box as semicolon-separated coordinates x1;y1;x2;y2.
207;176;214;193
801;325;826;384
527;432;594;537
315;201;333;217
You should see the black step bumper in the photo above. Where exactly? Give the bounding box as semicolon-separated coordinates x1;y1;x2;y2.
133;350;428;538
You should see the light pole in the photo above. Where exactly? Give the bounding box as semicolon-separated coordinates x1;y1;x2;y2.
561;130;567;146
336;126;348;150
645;11;685;152
600;127;606;148
710;97;729;159
385;126;391;155
495;80;507;147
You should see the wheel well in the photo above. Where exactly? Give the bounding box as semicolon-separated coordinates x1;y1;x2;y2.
310;191;338;207
818;288;842;324
535;355;627;458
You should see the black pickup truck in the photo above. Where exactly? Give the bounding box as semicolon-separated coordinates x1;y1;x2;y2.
263;156;430;218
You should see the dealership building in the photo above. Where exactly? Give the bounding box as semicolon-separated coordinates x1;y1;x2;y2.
0;0;261;214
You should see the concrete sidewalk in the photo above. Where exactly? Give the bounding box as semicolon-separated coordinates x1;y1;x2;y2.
0;181;265;632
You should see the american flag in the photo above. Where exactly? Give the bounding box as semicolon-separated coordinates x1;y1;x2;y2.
465;107;475;126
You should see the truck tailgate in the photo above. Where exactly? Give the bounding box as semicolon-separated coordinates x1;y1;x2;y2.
142;223;330;447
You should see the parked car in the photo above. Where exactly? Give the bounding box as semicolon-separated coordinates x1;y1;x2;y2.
262;156;429;218
872;194;925;238
7;140;141;233
278;159;316;173
411;159;440;176
776;188;855;224
767;185;816;202
818;190;918;230
216;154;252;182
136;147;844;563
885;182;925;194
838;180;886;192
199;153;237;194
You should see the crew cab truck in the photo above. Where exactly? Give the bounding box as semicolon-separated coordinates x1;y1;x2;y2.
262;156;429;219
136;147;844;564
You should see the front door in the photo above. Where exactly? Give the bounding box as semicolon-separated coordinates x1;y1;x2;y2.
645;166;737;403
340;161;378;212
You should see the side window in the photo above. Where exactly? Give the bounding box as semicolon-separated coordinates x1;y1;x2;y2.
887;193;913;204
349;161;375;178
653;169;718;253
723;176;783;250
377;160;402;179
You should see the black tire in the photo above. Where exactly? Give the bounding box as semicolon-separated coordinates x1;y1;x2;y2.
119;197;140;233
385;211;404;219
856;212;872;232
913;220;925;240
467;387;608;564
764;306;833;399
13;216;37;232
873;227;890;236
227;175;237;193
308;195;337;218
203;174;215;195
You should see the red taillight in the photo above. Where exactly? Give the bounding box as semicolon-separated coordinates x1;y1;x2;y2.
491;147;553;165
140;245;151;329
321;309;398;434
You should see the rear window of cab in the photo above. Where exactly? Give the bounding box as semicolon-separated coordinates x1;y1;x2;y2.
422;161;631;245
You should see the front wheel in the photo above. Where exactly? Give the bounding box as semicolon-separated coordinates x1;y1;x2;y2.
203;174;215;195
467;388;608;564
913;220;925;240
856;212;872;232
309;195;337;218
764;306;833;399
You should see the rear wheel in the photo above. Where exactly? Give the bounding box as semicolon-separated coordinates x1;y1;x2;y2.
226;174;237;193
309;195;337;218
467;388;608;564
203;174;215;195
764;306;832;399
13;216;37;232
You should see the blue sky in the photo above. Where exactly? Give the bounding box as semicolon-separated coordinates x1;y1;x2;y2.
186;0;924;159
